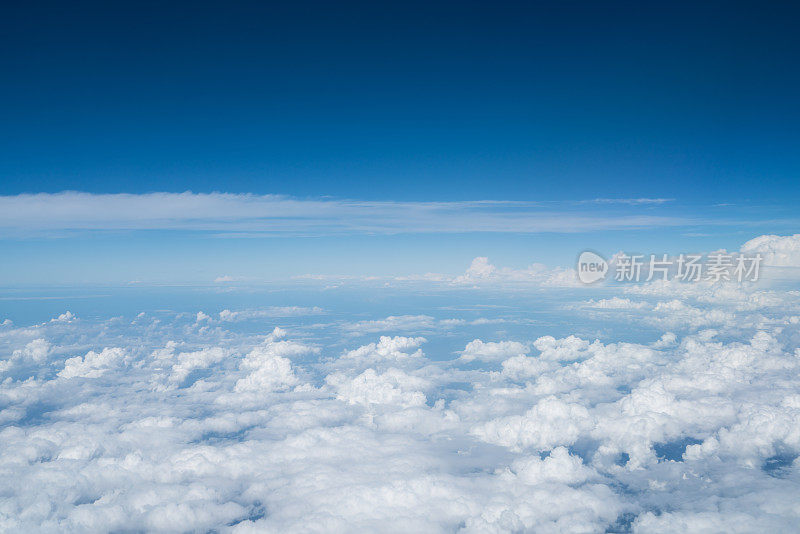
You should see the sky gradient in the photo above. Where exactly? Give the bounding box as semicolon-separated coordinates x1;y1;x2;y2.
2;1;799;283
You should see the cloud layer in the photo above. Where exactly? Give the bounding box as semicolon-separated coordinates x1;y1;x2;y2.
2;267;800;532
0;192;694;237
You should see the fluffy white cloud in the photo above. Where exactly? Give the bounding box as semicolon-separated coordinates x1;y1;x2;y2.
12;338;50;363
453;257;581;287
168;346;230;386
339;335;425;364
233;328;313;393
471;397;594;451
59;347;127;378
510;446;598;485
455;257;496;282
741;233;800;267
460;339;528;362
327;368;429;408
51;311;76;323
0;338;51;374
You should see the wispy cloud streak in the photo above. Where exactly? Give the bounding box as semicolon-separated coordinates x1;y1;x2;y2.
0;192;704;237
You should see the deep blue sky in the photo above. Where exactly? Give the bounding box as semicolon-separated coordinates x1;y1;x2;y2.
3;1;799;201
1;2;799;285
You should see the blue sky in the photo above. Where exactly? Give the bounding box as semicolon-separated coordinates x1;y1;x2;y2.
2;1;799;284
